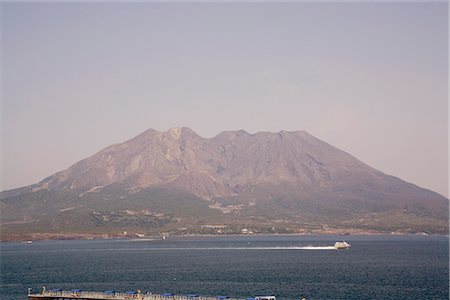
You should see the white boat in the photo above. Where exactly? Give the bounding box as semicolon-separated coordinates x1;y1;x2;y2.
334;241;351;249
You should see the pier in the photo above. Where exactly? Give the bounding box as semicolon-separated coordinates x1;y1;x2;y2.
28;290;247;300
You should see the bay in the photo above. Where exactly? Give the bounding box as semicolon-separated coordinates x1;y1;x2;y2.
1;235;448;300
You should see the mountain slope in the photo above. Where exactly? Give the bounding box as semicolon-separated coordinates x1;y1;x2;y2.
1;127;448;239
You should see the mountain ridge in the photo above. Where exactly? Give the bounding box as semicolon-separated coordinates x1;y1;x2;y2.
1;127;448;239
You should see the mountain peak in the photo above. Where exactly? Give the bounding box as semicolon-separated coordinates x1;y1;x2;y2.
168;127;182;134
164;127;198;138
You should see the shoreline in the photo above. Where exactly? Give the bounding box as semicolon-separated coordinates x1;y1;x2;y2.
1;230;446;243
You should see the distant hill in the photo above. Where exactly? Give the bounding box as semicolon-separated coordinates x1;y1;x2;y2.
1;127;448;240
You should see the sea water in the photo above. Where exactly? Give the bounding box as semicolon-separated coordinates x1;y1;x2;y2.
1;235;448;299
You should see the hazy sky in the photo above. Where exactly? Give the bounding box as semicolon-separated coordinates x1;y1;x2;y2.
1;2;448;197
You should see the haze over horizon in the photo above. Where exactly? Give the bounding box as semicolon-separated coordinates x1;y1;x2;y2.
1;2;448;197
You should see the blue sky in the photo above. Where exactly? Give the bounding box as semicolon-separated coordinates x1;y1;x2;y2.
1;2;448;197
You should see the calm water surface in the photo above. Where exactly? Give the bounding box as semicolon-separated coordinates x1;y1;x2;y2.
1;235;448;300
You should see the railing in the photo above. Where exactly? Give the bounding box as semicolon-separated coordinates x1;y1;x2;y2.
30;290;244;300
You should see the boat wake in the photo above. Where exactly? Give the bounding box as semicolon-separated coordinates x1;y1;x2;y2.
108;246;338;251
295;246;337;250
111;246;338;251
136;246;336;251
